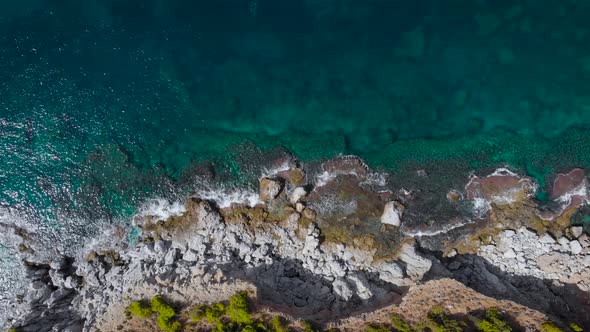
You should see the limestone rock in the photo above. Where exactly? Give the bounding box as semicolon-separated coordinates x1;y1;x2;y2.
503;248;517;259
539;233;556;244
380;201;404;227
398;244;432;281
259;177;283;201
570;240;583;255
570;226;584;239
290;187;308;204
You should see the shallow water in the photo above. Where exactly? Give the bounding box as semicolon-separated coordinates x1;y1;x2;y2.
1;0;590;322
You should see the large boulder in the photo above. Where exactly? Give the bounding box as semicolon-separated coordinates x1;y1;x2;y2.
380;201;404;227
259;177;283;201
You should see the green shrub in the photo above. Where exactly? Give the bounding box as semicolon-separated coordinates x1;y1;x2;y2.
391;314;413;332
365;323;391;332
540;321;563;332
427;307;464;332
206;303;227;323
271;316;289;332
151;295;182;332
570;323;583;332
127;301;154;318
242;325;257;332
475;308;511;332
229;291;253;324
189;304;209;322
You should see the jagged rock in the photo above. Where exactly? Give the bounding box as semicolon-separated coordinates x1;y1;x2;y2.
570;240;583;255
63;276;81;289
380;201;404;226
164;248;178;266
295;202;305;213
289;187;308;204
377;262;405;285
558;237;570;247
398;244;432;281
539;233;556;244
49;257;67;270
49;269;67;288
571;226;584;239
45;288;73;307
259;177;283;201
182;249;200;262
503;248;517;258
579;234;590;248
333;278;354;301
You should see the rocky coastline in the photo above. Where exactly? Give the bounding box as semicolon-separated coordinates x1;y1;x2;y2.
4;155;590;331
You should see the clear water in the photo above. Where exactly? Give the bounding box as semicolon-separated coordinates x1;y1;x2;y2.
2;0;590;321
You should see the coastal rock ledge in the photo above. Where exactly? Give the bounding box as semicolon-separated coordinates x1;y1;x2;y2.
3;156;590;331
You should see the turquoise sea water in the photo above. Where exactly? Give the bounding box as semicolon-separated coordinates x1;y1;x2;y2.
2;0;590;243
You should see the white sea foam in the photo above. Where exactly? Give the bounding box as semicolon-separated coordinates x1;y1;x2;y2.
401;218;476;237
0;208;28;329
260;160;292;179
196;187;261;209
556;180;589;205
136;198;186;222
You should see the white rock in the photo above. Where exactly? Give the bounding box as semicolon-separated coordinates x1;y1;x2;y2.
398;244;432;280
570;240;583;255
164;248;178;266
259;178;283;201
63;276;80;289
332;278;354;301
378;262;405;285
583;255;590;267
447;249;458;258
182;250;200;262
558;237;570;246
380;201;403;226
571;226;584;239
295;202;305;213
503;248;517;258
289;187;308;204
539;233;556;244
347;275;373;300
503;229;516;238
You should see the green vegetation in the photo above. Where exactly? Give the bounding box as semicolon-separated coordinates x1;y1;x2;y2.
425;307;464;332
541;321;564;332
206;303;227;323
126;292;586;332
228;292;253;324
128;300;155;318
270;317;289;332
473;308;512;332
391;313;413;332
189;304;208;323
126;295;181;332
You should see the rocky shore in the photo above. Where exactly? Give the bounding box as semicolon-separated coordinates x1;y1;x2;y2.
4;155;590;331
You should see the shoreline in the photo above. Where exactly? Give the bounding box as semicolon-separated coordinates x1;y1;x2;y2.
4;154;590;331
